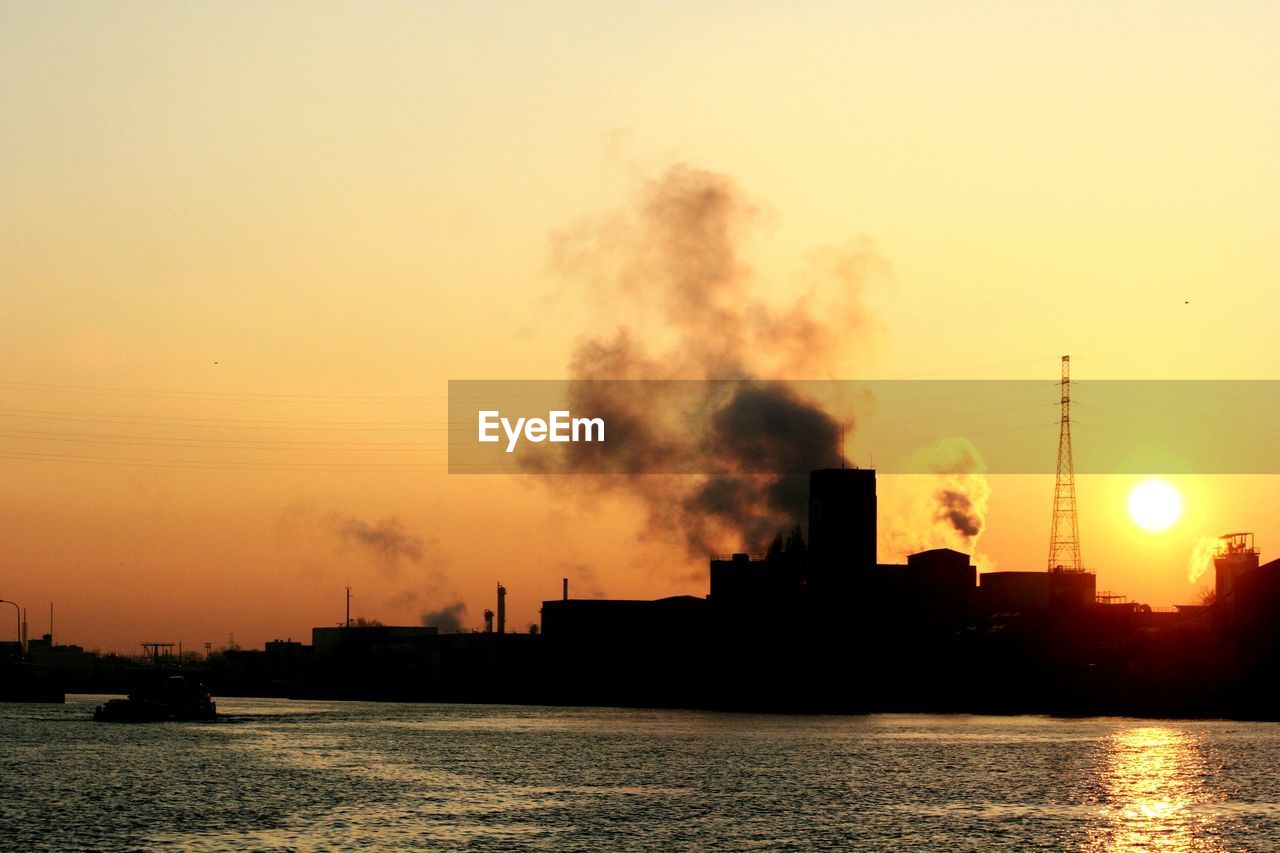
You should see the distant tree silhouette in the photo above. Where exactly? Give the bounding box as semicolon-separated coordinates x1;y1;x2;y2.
767;525;806;564
784;524;806;556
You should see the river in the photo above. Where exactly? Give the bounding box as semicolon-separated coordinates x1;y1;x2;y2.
3;696;1280;850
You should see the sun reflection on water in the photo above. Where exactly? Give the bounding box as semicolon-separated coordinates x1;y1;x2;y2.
1093;726;1221;852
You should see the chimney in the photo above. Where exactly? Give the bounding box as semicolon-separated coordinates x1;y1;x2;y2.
1214;533;1259;610
497;583;507;635
563;577;569;601
808;468;877;578
483;609;494;633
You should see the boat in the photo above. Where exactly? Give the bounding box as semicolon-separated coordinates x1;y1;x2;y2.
93;675;217;722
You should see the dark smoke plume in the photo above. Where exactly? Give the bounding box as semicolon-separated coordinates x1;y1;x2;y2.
540;164;884;557
880;437;992;567
277;505;468;622
421;600;467;633
560;563;607;598
331;515;425;573
937;489;983;538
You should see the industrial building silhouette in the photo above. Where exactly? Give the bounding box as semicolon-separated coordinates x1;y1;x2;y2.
536;468;1280;716
10;468;1280;717
538;468;1095;711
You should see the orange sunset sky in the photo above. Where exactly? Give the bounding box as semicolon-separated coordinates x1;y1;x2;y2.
2;3;1278;652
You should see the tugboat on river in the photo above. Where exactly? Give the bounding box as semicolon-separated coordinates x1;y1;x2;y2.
93;675;217;722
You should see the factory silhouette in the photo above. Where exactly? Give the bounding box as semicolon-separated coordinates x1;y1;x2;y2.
6;360;1280;716
8;464;1280;718
538;466;1277;716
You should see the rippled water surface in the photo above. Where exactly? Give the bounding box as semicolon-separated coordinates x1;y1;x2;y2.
3;696;1280;850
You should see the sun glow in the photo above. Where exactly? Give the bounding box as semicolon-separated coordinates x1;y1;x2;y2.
1128;480;1182;532
1100;726;1213;850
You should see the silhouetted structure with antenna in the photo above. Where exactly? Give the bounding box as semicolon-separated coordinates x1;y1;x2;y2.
1048;354;1083;572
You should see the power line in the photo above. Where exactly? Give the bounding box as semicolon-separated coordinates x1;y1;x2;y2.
0;450;454;471
0;429;447;452
0;406;450;431
0;378;444;404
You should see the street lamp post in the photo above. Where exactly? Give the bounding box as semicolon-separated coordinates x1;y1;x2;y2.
0;599;20;653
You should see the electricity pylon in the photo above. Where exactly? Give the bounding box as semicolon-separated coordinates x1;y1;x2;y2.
1048;355;1082;572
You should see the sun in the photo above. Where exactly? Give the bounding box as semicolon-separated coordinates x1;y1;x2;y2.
1128;480;1182;531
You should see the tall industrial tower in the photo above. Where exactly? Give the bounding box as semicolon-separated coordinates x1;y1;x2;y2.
1048;355;1082;572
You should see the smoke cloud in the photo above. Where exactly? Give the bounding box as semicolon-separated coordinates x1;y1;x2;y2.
937;489;983;538
540;164;886;556
421;600;467;633
881;437;992;567
1188;536;1219;583
277;504;470;625
331;515;426;575
561;563;607;599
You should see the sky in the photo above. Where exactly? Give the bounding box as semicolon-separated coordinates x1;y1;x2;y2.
1;2;1278;652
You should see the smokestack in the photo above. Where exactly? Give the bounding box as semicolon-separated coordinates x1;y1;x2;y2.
497;583;507;635
1214;532;1259;610
563;577;569;601
483;609;494;633
808;468;877;578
